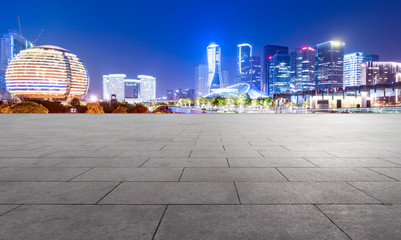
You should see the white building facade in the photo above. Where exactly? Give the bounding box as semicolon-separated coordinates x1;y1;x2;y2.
207;43;222;93
343;52;364;87
138;75;156;102
103;74;126;101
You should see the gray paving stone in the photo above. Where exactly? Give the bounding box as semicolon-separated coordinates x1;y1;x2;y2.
0;150;56;158
43;150;124;158
154;205;349;240
259;150;336;158
117;150;191;158
0;158;70;168
142;157;228;168
349;182;401;203
54;157;149;168
370;168;401;180
0;182;118;204
328;150;401;158
0;205;165;240
318;204;401;240
0;167;90;182
162;145;224;150
305;157;401;167
379;157;401;165
190;150;263;158
100;182;239;204
72;167;182;181
0;205;19;216
180;168;287;182
236;182;379;204
228;157;316;167
278;168;395;181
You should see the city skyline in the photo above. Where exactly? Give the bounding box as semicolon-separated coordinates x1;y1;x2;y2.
1;0;401;98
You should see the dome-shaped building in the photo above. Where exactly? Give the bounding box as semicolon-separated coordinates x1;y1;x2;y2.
5;45;89;100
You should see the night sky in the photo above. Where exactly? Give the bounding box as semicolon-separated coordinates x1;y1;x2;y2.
1;0;401;98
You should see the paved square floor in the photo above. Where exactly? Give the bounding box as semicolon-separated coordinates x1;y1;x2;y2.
0;114;400;239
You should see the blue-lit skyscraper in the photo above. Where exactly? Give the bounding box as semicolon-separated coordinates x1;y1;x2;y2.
207;43;222;93
262;45;289;94
195;64;208;97
343;52;364;87
316;41;345;89
236;43;252;84
290;46;316;92
0;30;34;92
270;54;291;95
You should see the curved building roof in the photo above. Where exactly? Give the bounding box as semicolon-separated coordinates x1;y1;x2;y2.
204;83;268;99
34;45;70;52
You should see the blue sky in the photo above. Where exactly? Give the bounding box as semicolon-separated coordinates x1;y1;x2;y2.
1;0;401;97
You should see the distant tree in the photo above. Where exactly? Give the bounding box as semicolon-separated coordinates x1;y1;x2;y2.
9;101;48;113
86;103;104;113
226;97;235;110
216;97;226;109
251;99;258;109
70;98;80;108
32;100;68;113
128;103;149;113
153;105;173;113
113;105;128;113
0;105;9;113
236;94;247;107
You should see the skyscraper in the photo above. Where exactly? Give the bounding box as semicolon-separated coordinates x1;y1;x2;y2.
316;41;345;89
343;52;364;87
250;56;262;90
262;45;289;93
290;46;316;92
138;75;156;101
236;43;252;84
222;71;230;88
195;64;208;97
0;30;33;92
361;62;401;85
207;43;222;93
103;74;126;101
270;54;291;94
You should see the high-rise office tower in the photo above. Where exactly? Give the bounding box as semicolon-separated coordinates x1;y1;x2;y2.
103;74;126;101
0;30;34;92
361;62;401;86
138;75;156;101
166;90;174;100
236;43;252;84
262;45;289;93
343;52;364;87
222;71;230;88
270;54;291;94
207;43;222;93
316;41;345;89
195;64;208;97
290;46;316;92
250;56;262;90
124;79;141;101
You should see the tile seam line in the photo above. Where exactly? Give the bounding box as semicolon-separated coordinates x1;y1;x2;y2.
345;182;385;204
233;181;242;204
95;181;123;205
67;167;95;182
313;204;353;240
0;205;22;218
366;167;400;181
275;167;291;181
151;205;169;240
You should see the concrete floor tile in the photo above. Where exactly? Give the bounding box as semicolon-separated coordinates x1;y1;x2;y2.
305;157;401;168
228;157;316;167
54;157;148;168
318;205;401;240
180;168;287;182
154;205;349;240
190;150;263;158
236;182;379;204
100;182;239;204
0;167;90;182
0;205;165;240
0;158;71;168
117;150;191;158
142;157;228;168
349;182;401;203
370;168;401;180
0;182;118;204
278;168;395;181
72;167;182;181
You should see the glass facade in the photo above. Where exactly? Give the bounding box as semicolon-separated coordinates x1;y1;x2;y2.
0;30;34;92
195;64;208;97
222;71;230;88
6;45;89;100
204;83;268;99
270;54;291;94
103;74;126;101
124;80;140;99
207;44;222;93
343;52;364;87
290;47;316;92
316;41;345;89
236;43;252;84
138;75;156;101
262;45;288;94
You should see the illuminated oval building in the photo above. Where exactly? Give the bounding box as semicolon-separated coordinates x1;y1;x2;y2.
5;45;89;100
